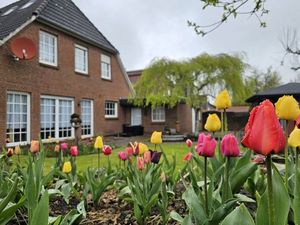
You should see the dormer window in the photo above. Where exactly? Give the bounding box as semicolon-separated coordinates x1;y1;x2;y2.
19;0;37;9
1;6;18;16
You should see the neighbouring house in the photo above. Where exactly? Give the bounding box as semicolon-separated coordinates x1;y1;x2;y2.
0;0;133;147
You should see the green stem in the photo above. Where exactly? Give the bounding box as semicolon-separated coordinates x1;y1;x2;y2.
204;156;208;216
296;147;299;169
266;155;275;225
97;149;100;170
284;120;289;186
223;157;231;202
224;109;227;132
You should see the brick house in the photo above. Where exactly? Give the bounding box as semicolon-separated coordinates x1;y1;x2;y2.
122;70;196;135
0;0;133;147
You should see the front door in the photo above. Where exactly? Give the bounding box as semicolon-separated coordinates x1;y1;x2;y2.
131;108;142;126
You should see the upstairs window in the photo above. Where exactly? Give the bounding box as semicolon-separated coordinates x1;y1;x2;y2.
39;31;57;66
105;101;117;118
75;44;88;74
152;106;165;122
101;54;111;80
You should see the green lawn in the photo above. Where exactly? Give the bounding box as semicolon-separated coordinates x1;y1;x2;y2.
14;143;189;173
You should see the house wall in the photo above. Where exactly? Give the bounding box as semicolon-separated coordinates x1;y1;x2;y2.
176;103;193;134
0;21;131;146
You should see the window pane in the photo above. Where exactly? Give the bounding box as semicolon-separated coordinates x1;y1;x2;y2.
105;101;117;117
101;54;111;79
81;100;92;136
40;98;55;140
39;31;57;65
75;45;88;73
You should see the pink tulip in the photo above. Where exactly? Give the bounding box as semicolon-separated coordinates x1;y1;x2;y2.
60;142;68;151
186;139;193;148
196;133;217;157
125;147;134;157
143;151;151;164
183;152;192;161
70;146;78;157
137;156;144;170
118;151;127;161
221;134;240;157
102;145;112;156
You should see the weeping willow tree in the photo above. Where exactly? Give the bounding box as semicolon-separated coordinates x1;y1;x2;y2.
130;53;248;132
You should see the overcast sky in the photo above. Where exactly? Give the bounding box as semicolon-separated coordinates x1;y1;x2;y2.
1;0;300;82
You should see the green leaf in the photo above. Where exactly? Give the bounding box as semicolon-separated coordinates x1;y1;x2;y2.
0;197;25;225
0;173;18;213
206;199;236;225
221;204;255;225
256;164;290;225
59;209;82;225
230;163;257;193
134;203;142;225
234;194;255;203
293;167;300;225
30;191;49;225
170;211;184;223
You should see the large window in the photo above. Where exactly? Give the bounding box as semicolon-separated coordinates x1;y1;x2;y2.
105;101;117;118
39;31;57;66
40;96;74;140
75;44;88;74
151;106;165;122
6;92;30;146
101;54;111;80
81;99;93;137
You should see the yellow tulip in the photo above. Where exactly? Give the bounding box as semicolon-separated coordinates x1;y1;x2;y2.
62;161;72;173
30;140;40;154
275;95;300;120
215;89;231;110
15;145;21;155
150;131;162;144
94;136;103;149
204;113;221;132
138;142;149;155
288;127;300;148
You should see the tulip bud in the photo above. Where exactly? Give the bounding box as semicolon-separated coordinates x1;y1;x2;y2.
30;140;40;154
137;156;144;170
215;89;231;110
150;150;162;164
102;145;112;156
143;151;151;164
7;148;14;157
204;113;221;132
118;151;127;161
183;152;192;161
196;133;217;157
60;142;68;151
221;134;240;157
62;161;72;173
138;142;149;155
186;139;193;148
150;131;162;144
288;127;300;148
70;146;78;157
15;145;21;155
54;144;60;153
125;146;134;157
94;136;104;149
275;95;300;120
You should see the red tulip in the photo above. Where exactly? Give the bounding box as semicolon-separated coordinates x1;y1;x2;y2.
183;152;192;161
102;145;112;156
196;133;217;157
125;147;134;157
186;139;193;148
118;151;127;161
7;148;14;157
137;156;144;170
221;134;240;157
241;99;286;155
60;142;68;151
70;146;78;157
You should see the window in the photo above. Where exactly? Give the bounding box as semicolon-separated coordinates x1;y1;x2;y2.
152;106;165;122
39;31;57;66
75;45;88;74
40;96;74;140
81;99;93;137
101;54;111;79
6;92;30;146
105;101;118;118
1;6;18;16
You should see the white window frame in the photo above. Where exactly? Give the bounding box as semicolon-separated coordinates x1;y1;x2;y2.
75;44;88;74
6;91;31;147
39;31;58;66
101;54;111;80
40;95;74;141
105;101;118;118
81;99;94;138
151;106;166;122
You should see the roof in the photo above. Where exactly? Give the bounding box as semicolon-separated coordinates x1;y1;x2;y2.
0;0;118;53
203;105;249;113
246;83;300;103
127;69;143;76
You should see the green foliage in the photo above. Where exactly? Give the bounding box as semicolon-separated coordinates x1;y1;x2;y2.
220;204;255;225
293;167;300;225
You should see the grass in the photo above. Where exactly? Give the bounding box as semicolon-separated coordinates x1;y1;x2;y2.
13;142;189;174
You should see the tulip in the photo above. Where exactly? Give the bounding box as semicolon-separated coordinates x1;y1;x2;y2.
196;133;217;158
143;151;151;164
130;142;139;156
296;114;300;128
221;134;240;157
183;152;192;161
186;139;193;148
125;146;134;157
242;99;286;155
137;156;144;170
94;136;104;149
150;150;162;164
275;95;300;120
60;142;68;151
215;89;231;110
288;127;300;148
15;145;21;155
138;142;149;155
30;140;40;154
102;145;112;156
62;161;72;173
252;154;266;165
70;146;78;157
7;148;14;157
54;144;60;153
150;131;162;144
118;151;128;161
204;113;221;132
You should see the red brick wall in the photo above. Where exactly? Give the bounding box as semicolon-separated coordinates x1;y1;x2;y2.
0;21;131;146
176;103;193;134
